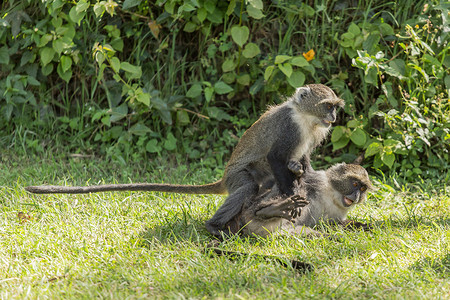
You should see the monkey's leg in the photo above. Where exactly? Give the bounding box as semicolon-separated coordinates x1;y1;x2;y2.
205;172;259;237
255;196;309;220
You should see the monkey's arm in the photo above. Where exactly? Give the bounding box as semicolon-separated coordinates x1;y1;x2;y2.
267;147;298;195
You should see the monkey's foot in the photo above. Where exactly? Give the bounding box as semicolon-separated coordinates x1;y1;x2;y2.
255;196;309;220
288;160;304;178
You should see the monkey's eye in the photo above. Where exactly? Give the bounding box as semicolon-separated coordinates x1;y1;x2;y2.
327;104;333;110
353;182;358;187
360;186;367;192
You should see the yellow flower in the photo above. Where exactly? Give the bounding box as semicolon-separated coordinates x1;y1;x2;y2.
303;49;315;61
415;24;419;28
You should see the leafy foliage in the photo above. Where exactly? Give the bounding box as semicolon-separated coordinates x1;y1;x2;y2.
0;0;448;181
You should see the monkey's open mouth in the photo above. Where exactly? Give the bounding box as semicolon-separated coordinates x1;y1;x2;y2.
343;196;354;206
321;120;332;127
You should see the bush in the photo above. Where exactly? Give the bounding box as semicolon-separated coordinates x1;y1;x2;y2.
0;0;448;181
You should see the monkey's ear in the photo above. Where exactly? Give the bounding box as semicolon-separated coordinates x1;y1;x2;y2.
293;86;311;103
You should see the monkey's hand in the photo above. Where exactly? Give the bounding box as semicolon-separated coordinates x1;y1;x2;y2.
287;160;304;178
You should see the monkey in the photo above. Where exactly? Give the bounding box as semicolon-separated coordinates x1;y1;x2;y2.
287;163;375;234
226;162;374;238
25;84;344;237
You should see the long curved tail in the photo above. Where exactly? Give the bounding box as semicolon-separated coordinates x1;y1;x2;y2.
25;180;227;195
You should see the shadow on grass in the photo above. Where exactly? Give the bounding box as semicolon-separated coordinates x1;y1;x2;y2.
372;216;450;230
134;217;317;273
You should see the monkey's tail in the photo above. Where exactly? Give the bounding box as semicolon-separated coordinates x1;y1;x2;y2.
25;180;227;195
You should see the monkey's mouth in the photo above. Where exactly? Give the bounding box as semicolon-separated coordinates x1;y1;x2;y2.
321;120;332;127
343;196;354;207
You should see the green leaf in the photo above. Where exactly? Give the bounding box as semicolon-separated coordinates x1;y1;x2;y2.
42;63;54;76
445;75;450;90
123;0;141;9
93;2;105;17
275;55;292;64
135;89;150;106
332;136;350;151
129;123;151;136
57;62;72;83
110;57;121;72
76;0;89;13
365;142;382;157
242;43;260;58
379;23;394;36
222;59;235;72
27;76;40;86
214;81;233;94
109;103;128;122
177;110;190;125
186;84;202;98
38;34;53;47
231;25;249;48
120;62;142;79
40;47;55;66
69;6;85;25
60;55;72;72
287;70;305;88
264;65;274;81
237;74;250;86
146;139;161;153
331;126;345;142
164;133;177;151
247;4;264;19
197;7;207;22
248;0;263;9
381;151;395;168
373;153;383;169
204;0;216;13
279;63;293;78
348;23;360;36
207;106;231;121
0;47;9;65
204;86;214;102
52;39;64;54
184;22;197;33
350;128;366;146
347;119;360;128
226;0;236;15
290;56;309;67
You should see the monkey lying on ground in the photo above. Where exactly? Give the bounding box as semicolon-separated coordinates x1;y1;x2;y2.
25;84;344;237
226;163;374;238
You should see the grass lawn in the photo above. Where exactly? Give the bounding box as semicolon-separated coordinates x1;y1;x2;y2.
0;155;449;299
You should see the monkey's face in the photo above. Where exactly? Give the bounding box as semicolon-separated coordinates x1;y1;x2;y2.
293;84;344;128
318;102;338;128
340;178;368;207
327;163;373;208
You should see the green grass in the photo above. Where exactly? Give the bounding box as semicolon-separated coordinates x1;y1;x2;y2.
0;155;449;299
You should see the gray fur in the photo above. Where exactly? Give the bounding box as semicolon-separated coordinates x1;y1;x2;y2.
24;84;343;239
232;163;374;237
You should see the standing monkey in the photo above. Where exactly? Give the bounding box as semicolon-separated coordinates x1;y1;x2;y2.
26;84;344;237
